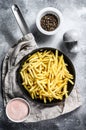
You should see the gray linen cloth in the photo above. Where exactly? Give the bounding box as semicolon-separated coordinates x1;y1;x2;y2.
2;33;81;122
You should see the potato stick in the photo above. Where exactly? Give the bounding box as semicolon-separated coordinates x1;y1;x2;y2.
22;71;27;84
27;77;33;86
52;64;57;76
21;64;30;71
63;85;68;98
55;50;58;65
48;59;51;72
68;79;74;85
44;97;47;103
20;71;24;79
28;69;34;78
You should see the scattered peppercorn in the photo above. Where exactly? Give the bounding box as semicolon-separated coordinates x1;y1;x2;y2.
40;14;58;31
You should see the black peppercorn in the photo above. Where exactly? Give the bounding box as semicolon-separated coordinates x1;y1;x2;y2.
40;14;58;31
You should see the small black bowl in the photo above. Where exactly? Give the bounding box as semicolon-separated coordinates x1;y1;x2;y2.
16;47;76;106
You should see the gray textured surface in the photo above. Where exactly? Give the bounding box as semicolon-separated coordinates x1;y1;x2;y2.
0;0;86;130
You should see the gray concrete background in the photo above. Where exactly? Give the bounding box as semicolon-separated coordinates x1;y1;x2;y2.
0;0;86;130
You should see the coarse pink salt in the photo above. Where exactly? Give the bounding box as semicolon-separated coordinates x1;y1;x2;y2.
6;98;30;122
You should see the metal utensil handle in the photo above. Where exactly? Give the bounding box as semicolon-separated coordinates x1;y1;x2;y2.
11;4;30;35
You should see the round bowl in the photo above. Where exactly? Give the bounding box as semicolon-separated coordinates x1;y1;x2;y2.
36;7;62;35
16;47;76;106
6;97;30;122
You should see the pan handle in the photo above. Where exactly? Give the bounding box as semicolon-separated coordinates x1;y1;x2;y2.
11;4;30;35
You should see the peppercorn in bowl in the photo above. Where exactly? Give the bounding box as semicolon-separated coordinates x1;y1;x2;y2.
36;7;62;35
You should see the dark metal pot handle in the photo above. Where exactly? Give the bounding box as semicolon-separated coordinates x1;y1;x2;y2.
11;4;30;35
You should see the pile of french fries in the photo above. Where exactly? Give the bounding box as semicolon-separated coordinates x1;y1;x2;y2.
20;50;74;103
